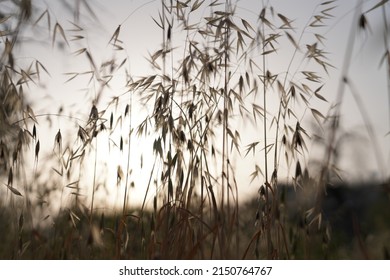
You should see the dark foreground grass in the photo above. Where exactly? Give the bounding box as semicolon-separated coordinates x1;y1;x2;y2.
1;183;389;260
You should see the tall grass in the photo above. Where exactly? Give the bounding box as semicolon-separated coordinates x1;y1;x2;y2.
0;0;389;259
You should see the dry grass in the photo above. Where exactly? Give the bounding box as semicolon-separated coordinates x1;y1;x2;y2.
0;0;389;259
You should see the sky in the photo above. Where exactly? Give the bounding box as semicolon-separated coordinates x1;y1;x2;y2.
7;0;390;211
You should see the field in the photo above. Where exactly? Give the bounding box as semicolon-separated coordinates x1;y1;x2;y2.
0;0;389;259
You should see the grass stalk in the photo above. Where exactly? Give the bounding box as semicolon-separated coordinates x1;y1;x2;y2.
382;5;390;178
122;93;133;216
260;5;272;259
315;1;363;223
89;135;98;224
